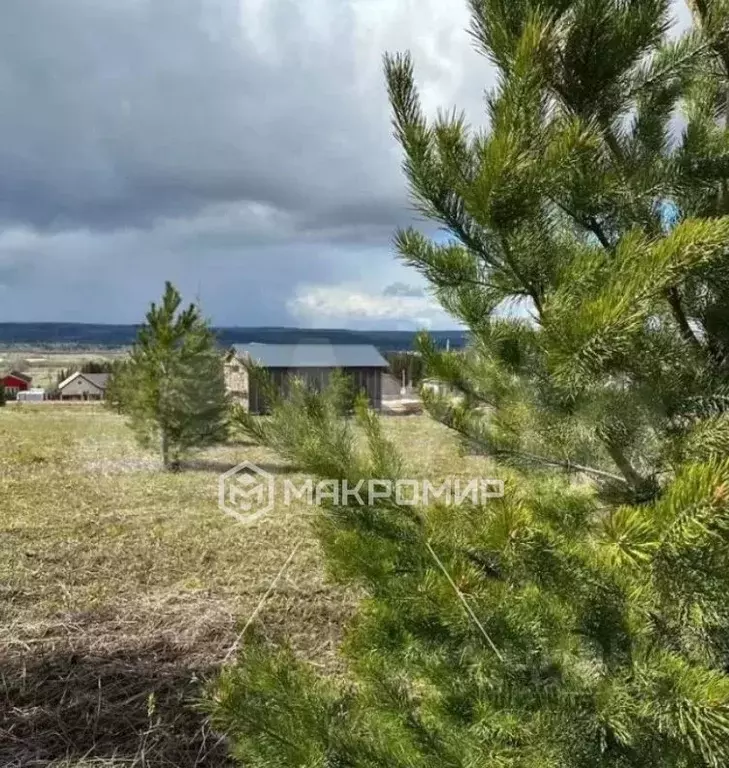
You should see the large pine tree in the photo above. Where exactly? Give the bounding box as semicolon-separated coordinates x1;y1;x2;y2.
209;2;729;765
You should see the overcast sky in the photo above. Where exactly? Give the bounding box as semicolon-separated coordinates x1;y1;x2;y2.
0;0;693;328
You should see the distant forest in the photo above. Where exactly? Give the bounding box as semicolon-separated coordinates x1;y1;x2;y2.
0;323;468;352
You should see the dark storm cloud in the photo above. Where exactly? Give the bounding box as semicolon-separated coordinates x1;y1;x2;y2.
1;1;690;325
0;0;416;233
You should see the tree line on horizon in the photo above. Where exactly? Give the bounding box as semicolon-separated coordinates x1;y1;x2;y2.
0;323;468;351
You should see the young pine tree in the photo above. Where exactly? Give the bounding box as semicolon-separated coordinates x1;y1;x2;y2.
125;282;229;470
209;2;729;766
103;358;131;415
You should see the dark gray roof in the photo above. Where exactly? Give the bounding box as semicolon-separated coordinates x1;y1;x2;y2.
1;370;32;382
82;373;110;388
231;343;389;369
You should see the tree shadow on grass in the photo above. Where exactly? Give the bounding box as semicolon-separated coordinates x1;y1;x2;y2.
0;642;233;768
182;458;302;475
225;438;257;448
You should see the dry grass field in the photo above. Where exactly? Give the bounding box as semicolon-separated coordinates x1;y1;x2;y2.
0;404;486;767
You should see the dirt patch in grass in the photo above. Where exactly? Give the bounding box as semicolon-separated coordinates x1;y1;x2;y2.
2;626;231;767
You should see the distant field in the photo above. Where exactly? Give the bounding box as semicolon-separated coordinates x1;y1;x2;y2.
0;406;483;767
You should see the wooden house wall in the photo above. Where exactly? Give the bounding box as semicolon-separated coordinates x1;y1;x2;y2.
248;366;383;414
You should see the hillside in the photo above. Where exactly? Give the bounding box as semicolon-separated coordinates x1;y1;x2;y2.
0;323;467;352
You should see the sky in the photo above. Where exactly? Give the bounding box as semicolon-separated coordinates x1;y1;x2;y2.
0;0;693;329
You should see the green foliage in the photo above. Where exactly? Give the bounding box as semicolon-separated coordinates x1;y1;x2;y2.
123;282;229;470
207;637;353;768
0;383;5;408
327;368;360;416
103;358;132;415
385;351;426;387
235;368;359;477
212;2;729;766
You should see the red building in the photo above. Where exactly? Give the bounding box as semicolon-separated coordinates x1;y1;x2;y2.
1;370;32;398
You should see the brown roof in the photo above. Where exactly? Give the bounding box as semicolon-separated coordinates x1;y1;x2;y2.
2;370;32;382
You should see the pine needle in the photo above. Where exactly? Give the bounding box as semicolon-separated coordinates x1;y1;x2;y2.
223;539;304;663
425;540;504;663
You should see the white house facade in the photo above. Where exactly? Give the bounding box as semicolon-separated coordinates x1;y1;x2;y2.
57;372;110;400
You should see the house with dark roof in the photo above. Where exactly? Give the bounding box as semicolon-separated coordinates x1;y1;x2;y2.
225;343;390;414
57;371;110;401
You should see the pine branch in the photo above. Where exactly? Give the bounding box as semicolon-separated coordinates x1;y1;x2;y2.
554;198;613;249
432;405;626;484
666;285;704;350
504;448;627;483
424;541;505;662
603;441;654;497
500;237;545;316
626;33;713;102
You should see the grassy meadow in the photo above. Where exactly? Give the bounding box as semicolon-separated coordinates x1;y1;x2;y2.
0;401;486;767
